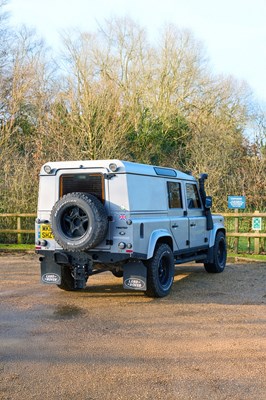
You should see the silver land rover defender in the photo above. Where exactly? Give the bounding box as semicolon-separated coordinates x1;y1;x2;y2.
35;160;226;297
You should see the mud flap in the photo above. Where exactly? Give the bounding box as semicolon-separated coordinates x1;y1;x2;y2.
40;253;62;285
123;261;147;291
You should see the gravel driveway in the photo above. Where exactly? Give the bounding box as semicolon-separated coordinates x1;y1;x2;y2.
0;253;266;399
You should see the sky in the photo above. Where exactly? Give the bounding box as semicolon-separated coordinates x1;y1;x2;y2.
7;0;266;104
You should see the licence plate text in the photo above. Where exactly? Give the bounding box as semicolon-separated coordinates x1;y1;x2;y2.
40;224;54;239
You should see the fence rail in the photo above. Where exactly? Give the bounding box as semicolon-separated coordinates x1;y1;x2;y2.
0;213;35;244
0;212;266;254
220;211;266;254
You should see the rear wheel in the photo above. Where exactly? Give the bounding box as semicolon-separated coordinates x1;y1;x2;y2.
111;270;123;278
204;231;227;273
145;243;175;298
57;266;77;291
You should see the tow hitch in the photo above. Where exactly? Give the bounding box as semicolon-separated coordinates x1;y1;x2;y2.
72;264;90;289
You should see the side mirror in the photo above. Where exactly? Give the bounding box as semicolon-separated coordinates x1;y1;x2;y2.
205;196;212;209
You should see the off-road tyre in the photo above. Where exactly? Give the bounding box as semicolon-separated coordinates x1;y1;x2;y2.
57;265;77;291
111;270;124;278
145;243;175;298
51;192;108;251
204;231;227;273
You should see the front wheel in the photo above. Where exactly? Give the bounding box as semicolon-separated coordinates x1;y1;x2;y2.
204;231;227;273
145;243;175;298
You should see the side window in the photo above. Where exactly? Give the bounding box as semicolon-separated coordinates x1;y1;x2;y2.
167;182;183;208
186;183;202;209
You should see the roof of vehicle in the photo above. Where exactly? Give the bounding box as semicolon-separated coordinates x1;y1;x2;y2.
40;159;196;181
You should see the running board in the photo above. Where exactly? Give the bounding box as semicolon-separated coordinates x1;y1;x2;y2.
174;254;207;265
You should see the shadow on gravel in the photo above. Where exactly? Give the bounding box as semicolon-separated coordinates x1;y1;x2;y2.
168;262;266;306
57;262;266;306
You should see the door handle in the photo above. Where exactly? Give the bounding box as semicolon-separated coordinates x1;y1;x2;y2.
172;224;179;228
190;223;196;227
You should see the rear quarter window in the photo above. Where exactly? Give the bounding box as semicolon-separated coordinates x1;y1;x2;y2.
167;182;183;208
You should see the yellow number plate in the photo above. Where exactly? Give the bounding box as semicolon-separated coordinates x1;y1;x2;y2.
40;224;54;239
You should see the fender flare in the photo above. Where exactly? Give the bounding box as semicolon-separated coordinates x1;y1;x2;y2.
209;223;226;247
147;229;173;259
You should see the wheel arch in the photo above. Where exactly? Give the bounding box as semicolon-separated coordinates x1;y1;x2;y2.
147;230;173;259
209;225;226;248
205;228;227;273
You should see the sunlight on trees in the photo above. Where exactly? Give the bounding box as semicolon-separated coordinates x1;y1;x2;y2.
0;5;265;214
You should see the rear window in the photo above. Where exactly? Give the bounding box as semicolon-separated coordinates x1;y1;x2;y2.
60;174;104;202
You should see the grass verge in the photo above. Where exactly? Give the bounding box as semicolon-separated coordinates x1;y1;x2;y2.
0;244;35;251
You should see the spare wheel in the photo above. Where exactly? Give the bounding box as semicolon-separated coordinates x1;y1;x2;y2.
50;192;108;251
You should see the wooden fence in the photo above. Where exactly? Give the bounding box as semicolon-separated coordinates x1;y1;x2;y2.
0;213;35;244
222;211;266;254
0;212;266;254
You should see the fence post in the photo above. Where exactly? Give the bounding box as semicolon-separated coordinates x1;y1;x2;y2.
254;210;260;255
17;216;22;244
234;209;239;253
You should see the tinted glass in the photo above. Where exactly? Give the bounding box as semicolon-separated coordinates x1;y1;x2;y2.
167;182;182;208
60;174;104;202
186;183;202;209
154;167;177;177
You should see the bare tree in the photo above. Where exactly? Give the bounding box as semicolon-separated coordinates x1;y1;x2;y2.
1;13;265;214
0;25;55;212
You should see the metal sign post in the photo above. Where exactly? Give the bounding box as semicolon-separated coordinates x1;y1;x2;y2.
228;196;246;253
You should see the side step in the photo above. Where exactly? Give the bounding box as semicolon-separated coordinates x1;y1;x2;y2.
174;254;207;265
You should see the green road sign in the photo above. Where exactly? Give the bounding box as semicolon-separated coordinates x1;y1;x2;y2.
252;217;262;230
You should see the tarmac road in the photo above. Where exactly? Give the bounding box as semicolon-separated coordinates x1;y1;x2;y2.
0;253;266;400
